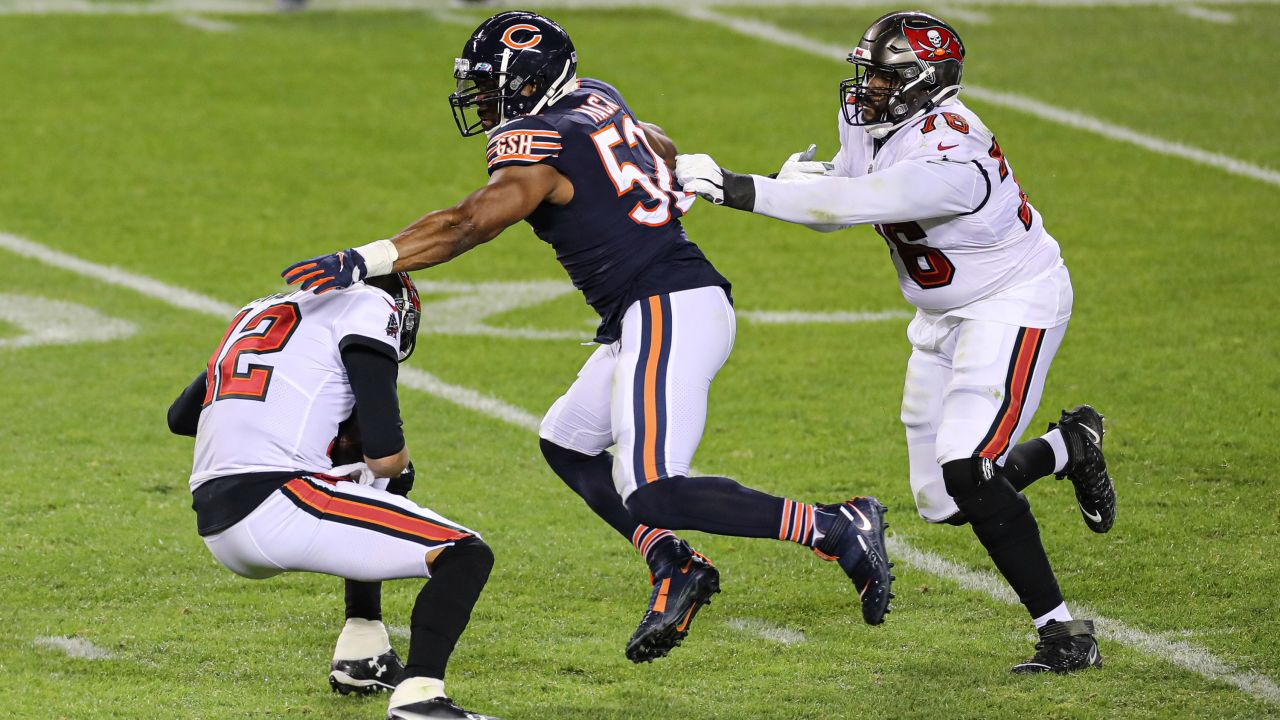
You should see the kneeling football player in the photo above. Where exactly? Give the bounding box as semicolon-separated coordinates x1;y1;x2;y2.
168;272;499;720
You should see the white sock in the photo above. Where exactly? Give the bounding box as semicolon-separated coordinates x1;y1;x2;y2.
388;676;446;708
1042;428;1070;474
1032;601;1073;629
333;618;391;661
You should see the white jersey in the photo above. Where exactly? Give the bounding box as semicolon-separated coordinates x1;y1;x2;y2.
753;99;1072;328
189;284;402;491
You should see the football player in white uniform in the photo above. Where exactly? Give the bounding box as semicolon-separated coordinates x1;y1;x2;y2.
675;11;1116;674
167;273;500;720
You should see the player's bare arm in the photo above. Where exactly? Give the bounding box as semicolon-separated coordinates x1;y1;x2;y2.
390;163;572;271
638;121;677;171
281;163;571;292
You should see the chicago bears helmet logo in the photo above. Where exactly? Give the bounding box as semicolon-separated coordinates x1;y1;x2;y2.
500;24;543;49
903;25;963;62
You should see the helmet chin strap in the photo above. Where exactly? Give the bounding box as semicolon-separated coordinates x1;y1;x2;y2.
863;82;964;138
528;59;578;115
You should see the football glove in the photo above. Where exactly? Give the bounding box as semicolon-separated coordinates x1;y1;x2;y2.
774;144;835;182
674;154;756;211
281;239;398;294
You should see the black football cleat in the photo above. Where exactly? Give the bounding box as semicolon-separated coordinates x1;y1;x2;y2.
1052;405;1116;533
387;696;501;720
813;496;894;625
625;541;720;663
330;648;404;695
1011;619;1103;674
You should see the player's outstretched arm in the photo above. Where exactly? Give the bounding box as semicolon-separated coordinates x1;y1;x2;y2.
638;121;677;171
675;153;986;227
281;163;569;292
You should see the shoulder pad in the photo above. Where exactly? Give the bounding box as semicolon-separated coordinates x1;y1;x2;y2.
486;115;563;173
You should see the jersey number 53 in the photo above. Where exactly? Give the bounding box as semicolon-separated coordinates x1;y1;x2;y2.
590;115;694;227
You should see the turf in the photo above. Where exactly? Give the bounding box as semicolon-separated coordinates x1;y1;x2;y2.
0;4;1276;720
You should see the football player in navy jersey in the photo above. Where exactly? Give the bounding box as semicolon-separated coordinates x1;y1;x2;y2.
282;10;894;670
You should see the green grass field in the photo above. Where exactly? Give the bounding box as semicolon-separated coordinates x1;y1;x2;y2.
1;2;1277;718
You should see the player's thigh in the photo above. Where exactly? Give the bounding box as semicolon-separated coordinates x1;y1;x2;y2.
210;477;478;582
539;342;616;455
937;321;1065;465
611;286;735;501
901;346;959;522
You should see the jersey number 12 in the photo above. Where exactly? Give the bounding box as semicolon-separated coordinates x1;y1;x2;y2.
203;302;301;405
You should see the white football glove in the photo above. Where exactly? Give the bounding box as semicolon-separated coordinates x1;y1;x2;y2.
674;153;726;205
775;144;834;182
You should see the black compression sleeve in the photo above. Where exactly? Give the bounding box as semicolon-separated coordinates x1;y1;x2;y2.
340;345;404;459
167;372;208;437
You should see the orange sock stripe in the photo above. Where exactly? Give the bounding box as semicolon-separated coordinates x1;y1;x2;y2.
778;499;794;541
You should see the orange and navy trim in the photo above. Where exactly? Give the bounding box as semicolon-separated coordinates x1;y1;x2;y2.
632;294;674;487
281;477;472;547
976;327;1045;460
631;525;676;562
485;128;562;171
778;499;816;546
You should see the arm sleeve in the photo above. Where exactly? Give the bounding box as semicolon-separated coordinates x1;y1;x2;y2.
167;372;208;437
340;345;404;459
751;158;991;227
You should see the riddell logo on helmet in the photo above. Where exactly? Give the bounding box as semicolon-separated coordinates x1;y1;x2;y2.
902;25;963;62
500;24;543;49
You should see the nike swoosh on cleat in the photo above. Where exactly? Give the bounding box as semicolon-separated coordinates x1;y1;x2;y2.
1081;506;1103;523
1082;425;1101;444
841;505;873;532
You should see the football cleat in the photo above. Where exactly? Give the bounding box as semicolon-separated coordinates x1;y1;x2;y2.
1011;619;1103;674
330;648;405;695
1052;405;1116;533
625;541;720;663
813;496;895;625
387;696;501;720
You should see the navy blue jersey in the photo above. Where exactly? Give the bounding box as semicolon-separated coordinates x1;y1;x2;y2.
485;78;730;343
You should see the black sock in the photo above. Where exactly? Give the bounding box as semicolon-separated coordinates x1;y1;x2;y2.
540;438;639;540
944;459;1064;618
625;476;786;539
1003;438;1057;492
403;539;494;681
345;580;382;622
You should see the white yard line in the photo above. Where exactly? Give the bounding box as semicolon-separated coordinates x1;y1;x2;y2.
677;7;1280;189
2;231;1275;706
725;617;807;646
175;12;236;30
33;635;114;660
738;309;912;325
1174;4;1237;21
890;538;1280;704
0;0;1274;13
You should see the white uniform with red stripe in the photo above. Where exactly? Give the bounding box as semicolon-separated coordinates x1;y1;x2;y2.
751;99;1074;522
190;285;401;492
192;285;476;580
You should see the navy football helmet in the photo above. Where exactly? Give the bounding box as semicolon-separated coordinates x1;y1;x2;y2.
365;272;421;362
841;12;965;138
449;11;578;137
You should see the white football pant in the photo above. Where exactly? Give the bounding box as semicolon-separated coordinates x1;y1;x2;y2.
901;317;1067;522
539;286;735;502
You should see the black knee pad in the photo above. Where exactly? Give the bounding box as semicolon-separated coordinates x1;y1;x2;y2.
435;536;495;576
624;479;682;528
942;457;1028;526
